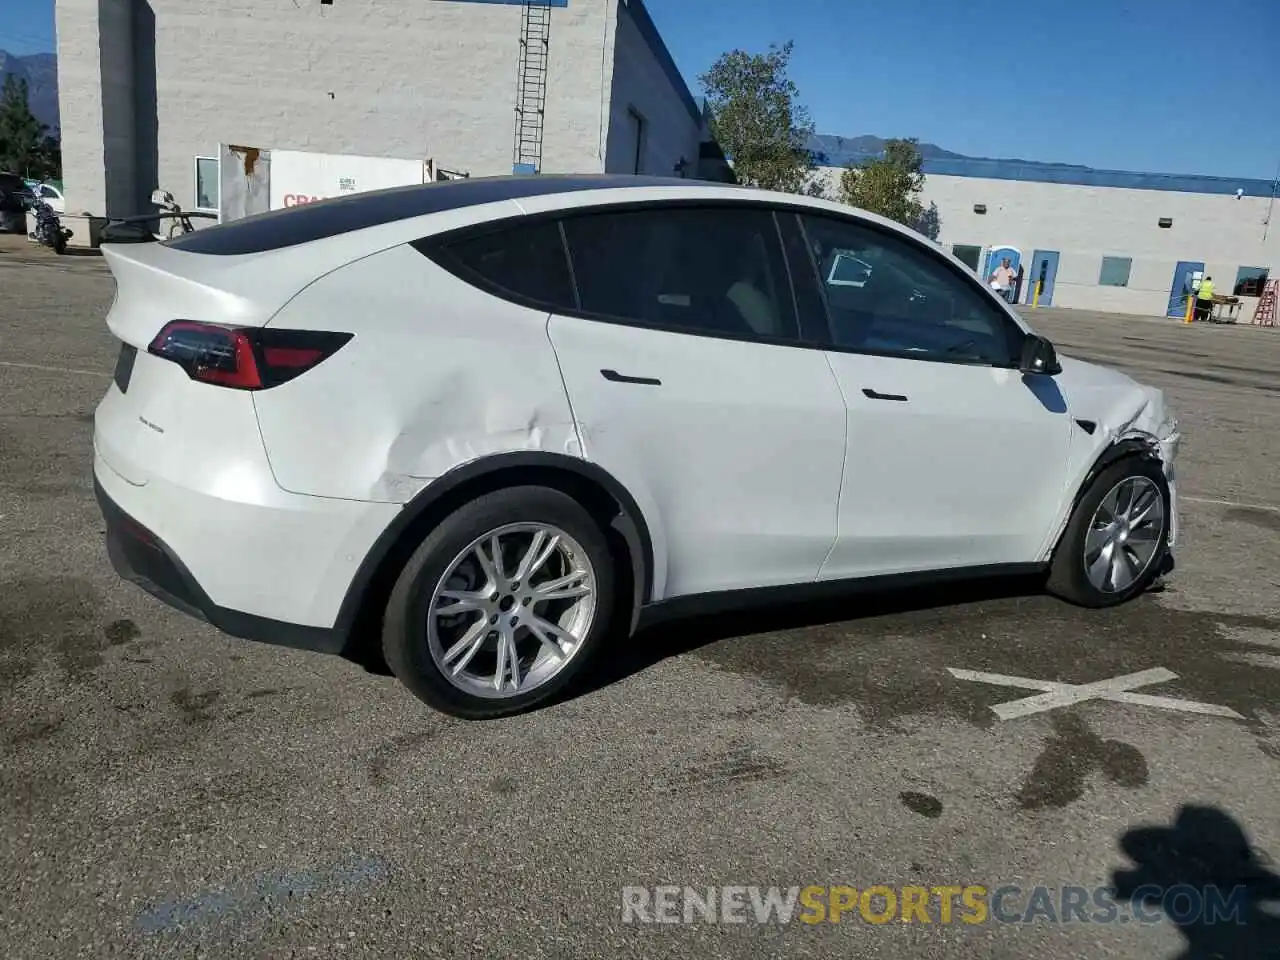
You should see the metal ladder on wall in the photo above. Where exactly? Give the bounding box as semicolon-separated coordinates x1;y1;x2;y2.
512;1;552;174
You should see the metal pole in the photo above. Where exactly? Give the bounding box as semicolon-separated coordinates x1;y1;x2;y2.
1263;156;1279;243
1032;280;1042;309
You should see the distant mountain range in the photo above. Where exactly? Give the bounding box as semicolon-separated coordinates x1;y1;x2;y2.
807;133;1092;172
0;51;59;132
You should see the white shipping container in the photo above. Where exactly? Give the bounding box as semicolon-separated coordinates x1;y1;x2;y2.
268;151;433;210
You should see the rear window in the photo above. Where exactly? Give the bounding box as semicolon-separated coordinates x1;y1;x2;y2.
417;219;576;312
163;174;692;256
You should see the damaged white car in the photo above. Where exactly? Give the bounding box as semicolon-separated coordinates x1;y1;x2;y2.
92;175;1178;718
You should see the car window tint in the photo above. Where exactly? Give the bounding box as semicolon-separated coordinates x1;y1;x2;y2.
427;219;575;311
799;214;1022;366
561;206;799;341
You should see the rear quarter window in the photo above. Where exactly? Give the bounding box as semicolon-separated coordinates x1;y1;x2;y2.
415;219;576;313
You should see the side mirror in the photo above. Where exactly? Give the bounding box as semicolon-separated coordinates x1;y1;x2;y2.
1019;334;1061;376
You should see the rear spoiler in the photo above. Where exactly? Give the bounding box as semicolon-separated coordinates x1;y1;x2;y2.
100;241;339;348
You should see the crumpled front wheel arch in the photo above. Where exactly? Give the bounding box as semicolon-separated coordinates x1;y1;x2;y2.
1049;436;1167;561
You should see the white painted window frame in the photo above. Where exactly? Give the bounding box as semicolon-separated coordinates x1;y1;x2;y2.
193;156;221;214
1098;255;1133;288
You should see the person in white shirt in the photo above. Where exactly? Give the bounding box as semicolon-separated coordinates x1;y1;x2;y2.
989;258;1017;302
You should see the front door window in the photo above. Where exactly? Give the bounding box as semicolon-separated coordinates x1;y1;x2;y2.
799;214;1024;367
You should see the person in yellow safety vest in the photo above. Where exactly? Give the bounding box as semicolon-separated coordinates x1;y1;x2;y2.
1195;275;1216;321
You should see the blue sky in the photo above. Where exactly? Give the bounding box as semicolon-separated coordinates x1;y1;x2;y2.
0;0;54;56
643;0;1280;180
5;0;1278;179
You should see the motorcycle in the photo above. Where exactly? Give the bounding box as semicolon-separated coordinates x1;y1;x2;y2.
28;198;73;254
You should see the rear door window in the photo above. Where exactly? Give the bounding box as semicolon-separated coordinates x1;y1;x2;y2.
559;205;800;342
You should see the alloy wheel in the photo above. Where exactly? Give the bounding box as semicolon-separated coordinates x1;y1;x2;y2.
426;523;598;699
1082;476;1165;594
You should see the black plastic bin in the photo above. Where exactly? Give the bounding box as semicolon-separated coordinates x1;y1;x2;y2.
0;193;27;234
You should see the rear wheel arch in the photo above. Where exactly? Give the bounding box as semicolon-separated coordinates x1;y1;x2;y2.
336;453;653;666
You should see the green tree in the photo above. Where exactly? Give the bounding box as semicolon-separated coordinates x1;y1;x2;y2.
35;134;62;180
699;42;820;195
839;138;933;231
916;201;941;242
0;74;56;179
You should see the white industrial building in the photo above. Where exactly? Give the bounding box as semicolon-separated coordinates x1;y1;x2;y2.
50;0;1277;320
54;0;727;230
821;152;1278;319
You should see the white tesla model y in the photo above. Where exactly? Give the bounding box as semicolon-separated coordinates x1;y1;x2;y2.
93;175;1180;718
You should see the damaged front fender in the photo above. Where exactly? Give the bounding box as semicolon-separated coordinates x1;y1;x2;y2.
1039;357;1181;561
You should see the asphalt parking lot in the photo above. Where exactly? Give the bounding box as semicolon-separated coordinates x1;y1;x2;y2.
2;245;1279;959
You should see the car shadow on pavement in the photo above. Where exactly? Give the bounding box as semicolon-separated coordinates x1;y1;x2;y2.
583;573;1048;696
1111;805;1280;959
343;572;1052;693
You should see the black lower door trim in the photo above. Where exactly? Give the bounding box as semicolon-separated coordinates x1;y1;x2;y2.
635;562;1048;630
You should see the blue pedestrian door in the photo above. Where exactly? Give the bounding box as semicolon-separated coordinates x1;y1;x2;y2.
1167;261;1205;318
1027;250;1060;306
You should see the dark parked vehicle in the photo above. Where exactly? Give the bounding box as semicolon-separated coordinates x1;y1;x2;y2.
0;172;31;234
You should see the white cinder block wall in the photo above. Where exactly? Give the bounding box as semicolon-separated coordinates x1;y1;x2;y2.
603;0;702;177
56;0;703;222
920;175;1279;316
55;0;137;220
817;166;1278;318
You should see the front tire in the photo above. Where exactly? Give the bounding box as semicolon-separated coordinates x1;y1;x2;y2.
1047;456;1171;608
382;486;616;718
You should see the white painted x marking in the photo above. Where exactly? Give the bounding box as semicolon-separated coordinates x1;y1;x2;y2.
946;667;1244;721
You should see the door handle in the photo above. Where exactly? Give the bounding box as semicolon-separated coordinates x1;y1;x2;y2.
601;369;662;386
862;388;908;402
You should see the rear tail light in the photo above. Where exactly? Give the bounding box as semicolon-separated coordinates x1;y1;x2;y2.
147;321;353;390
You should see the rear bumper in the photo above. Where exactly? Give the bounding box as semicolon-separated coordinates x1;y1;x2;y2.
95;477;347;654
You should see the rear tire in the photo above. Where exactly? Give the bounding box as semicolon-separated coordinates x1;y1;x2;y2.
382;486;616;719
1046;456;1170;608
